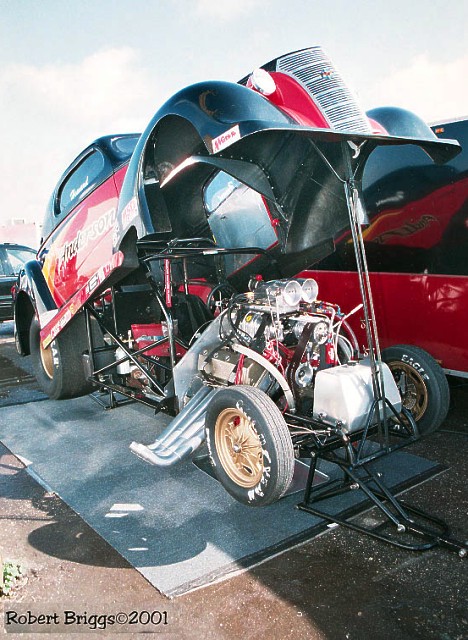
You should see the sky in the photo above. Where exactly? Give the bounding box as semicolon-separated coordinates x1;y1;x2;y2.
1;0;467;232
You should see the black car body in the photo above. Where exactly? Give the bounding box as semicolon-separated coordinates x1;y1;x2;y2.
0;243;36;322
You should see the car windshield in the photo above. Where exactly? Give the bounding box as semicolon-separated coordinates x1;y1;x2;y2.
6;247;36;274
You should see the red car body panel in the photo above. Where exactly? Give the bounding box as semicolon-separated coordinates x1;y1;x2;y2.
298;269;468;375
42;251;125;347
42;176;120;305
360;176;468;250
112;165;128;196
254;72;330;128
39;166;130;345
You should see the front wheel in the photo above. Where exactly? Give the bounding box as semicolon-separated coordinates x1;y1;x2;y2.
381;344;450;435
205;385;294;506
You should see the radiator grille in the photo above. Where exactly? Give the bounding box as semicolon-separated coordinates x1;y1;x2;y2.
276;47;371;134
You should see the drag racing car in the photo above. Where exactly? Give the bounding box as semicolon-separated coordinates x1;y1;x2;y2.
14;47;462;516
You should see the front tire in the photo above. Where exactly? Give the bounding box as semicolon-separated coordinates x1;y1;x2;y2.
30;313;94;400
205;386;294;506
381;344;450;435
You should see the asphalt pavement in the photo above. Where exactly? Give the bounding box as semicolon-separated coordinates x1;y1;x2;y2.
0;319;467;639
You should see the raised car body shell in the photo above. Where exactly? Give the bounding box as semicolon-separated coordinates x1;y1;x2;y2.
14;48;460;355
115;79;458;247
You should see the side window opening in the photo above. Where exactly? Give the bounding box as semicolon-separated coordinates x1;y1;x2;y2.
6;248;36;275
57;150;107;215
0;252;6;277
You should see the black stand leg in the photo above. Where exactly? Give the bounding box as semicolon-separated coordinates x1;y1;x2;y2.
298;457;467;557
89;387;134;410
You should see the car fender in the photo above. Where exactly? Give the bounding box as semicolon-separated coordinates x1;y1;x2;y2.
113;80;294;248
14;260;57;355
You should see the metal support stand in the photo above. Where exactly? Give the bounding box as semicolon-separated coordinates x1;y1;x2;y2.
89;387;135;410
298;453;467;557
292;142;467;558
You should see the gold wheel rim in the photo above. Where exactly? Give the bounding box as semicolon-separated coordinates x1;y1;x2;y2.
388;361;428;421
40;341;54;379
214;407;264;488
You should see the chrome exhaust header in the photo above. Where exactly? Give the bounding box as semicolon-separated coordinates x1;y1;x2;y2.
130;386;214;467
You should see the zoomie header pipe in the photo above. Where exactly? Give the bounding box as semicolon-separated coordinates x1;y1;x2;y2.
129;386;214;466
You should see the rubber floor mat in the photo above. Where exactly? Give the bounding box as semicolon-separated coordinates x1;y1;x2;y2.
0;397;444;597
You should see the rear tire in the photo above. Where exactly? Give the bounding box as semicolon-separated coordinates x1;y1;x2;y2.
381;344;450;435
205;386;294;506
30;313;95;399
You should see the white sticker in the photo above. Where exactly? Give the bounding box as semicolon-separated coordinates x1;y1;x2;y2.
121;197;138;227
212;125;241;153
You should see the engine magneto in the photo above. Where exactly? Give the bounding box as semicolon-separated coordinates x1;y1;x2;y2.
199;347;272;387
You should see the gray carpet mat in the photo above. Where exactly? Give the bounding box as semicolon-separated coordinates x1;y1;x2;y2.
0;396;443;597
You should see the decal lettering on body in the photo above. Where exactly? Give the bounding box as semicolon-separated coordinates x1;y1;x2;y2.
69;176;89;201
58;207;116;268
41;251;124;348
211;125;241;153
121;197;139;228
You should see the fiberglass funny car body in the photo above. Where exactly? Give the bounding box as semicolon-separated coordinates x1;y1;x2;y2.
14;48;463;522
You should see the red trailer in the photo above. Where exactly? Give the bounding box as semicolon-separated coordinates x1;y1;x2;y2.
301;116;468;429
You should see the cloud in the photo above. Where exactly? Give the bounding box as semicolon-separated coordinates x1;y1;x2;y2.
0;47;156;136
194;0;259;19
0;48;164;226
364;53;468;122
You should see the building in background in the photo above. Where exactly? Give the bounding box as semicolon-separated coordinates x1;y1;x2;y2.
0;219;40;249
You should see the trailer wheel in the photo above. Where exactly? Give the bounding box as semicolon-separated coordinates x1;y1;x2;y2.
381;344;450;435
205;386;294;506
29;313;95;400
